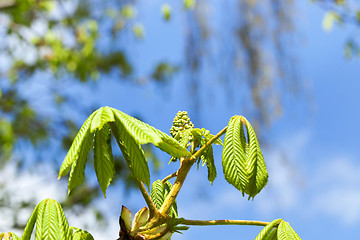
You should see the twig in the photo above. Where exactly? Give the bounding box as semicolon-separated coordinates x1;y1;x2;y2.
161;172;178;184
182;219;272;227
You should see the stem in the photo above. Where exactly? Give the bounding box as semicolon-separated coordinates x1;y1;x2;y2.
109;122;158;217
182;219;270;227
161;172;178;184
159;126;228;215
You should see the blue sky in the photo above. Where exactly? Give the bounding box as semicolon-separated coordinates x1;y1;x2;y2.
2;0;360;239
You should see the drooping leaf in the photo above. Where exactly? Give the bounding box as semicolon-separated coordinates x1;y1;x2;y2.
0;232;20;240
111;108;162;145
90;106;115;133
111;115;150;188
67;129;93;194
94;124;115;198
200;144;217;184
58;111;96;179
222;115;268;199
22;201;40;240
112;108;190;158
243;117;268;198
255;219;282;240
277;221;301;240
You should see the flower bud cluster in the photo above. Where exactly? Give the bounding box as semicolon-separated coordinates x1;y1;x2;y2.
170;111;194;137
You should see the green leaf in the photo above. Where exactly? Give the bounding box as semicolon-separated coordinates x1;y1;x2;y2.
255;219;282;240
0;232;20;240
179;128;192;148
67;129;94;194
277;221;301;240
111;115;150;188
222;115;268;199
35;199;70;240
151;180;165;210
72;228;94;240
58;111;96;179
150;180;177;218
94;124;115;198
201;144;217;184
22;202;40;240
111;108;162;145
90;106;115;133
243;117;268;198
111;108;190;158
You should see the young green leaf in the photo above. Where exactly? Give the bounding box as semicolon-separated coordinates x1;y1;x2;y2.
151;180;165;210
94;124;115;198
72;228;94;240
222;115;268;199
277;220;301;240
90;106;115;133
58;111;96;179
150;180;178;218
22;201;40;240
35;199;70;240
112;108;190;158
67;129;93;194
243;117;268;198
111;116;150;188
200;144;217;184
255;219;282;240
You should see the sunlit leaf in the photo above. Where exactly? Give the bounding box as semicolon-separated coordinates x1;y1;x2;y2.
90;106;115;133
94;124;115;198
58;111;96;179
222;115;268;199
111;115;150;188
277;220;301;240
255;219;282;240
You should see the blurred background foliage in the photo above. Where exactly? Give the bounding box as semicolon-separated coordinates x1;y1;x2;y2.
0;0;357;233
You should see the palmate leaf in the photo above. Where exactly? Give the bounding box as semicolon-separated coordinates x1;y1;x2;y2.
0;232;20;240
222;115;268;199
58;111;96;179
111;109;191;158
255;219;282;240
90;106;115;133
277;221;301;240
111;115;151;188
94;124;115;198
